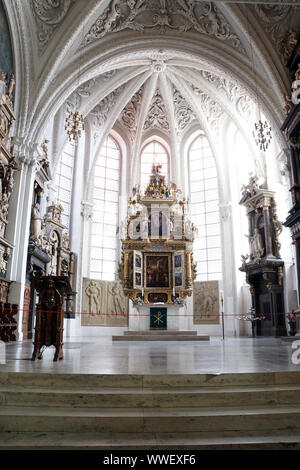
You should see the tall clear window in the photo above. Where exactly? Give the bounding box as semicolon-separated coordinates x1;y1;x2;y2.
141;140;169;189
189;134;222;281
90;135;120;281
54;140;75;228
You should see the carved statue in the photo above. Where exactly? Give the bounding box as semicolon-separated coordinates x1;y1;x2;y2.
108;283;126;316
253;228;264;256
0;193;9;236
7;74;15;99
85;280;101;314
3;166;14;199
62;231;70;250
241;254;249;269
30;203;42;240
284;95;293;115
37;221;51;254
248;228;264;261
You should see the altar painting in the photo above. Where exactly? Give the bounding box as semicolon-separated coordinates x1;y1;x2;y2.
145;255;170;288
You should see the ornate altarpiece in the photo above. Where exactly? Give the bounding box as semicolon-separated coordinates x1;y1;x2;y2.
239;176;287;336
118;164;196;306
25;141;75;339
0;70;19;341
26;199;75;338
0;71;15;285
282;34;300;307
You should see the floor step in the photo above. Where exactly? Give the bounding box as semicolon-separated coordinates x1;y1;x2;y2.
1;384;300;408
112;335;210;341
1;370;300;449
123;330;198;335
1;405;300;433
1;371;300;389
0;432;299;450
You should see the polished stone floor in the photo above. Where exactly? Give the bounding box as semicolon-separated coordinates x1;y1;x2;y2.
1;335;300;375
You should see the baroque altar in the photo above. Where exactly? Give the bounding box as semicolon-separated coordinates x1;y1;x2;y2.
239;176;287;336
118;164;196;314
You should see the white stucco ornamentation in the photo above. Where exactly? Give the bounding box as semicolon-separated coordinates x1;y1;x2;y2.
90;84;125;129
173;88;195;134
199;70;254;120
251;4;297;63
150;60;166;74
84;0;243;52
118;86;144;140
190;84;224;135
143;88;170;133
31;0;74;53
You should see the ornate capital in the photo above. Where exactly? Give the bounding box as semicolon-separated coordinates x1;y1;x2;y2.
12;137;44;169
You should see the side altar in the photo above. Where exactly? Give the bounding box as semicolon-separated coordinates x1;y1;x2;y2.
118;164;197;330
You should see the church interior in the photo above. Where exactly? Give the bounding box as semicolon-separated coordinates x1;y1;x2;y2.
1;0;300;451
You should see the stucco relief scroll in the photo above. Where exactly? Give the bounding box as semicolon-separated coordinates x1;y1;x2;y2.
32;0;74;52
82;278;128;326
84;0;243;52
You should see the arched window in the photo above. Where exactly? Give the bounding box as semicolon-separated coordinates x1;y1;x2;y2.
140;140;169;189
90;135;121;281
54;140;75;228
188;134;222;281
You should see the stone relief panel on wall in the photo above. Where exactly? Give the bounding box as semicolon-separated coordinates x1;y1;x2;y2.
82;278;128;326
193;280;219;324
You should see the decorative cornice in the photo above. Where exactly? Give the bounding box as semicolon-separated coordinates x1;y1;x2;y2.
291;221;300;235
11;137;47;170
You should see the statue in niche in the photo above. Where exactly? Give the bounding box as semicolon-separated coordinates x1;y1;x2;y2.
38;221;51;254
49;230;59;274
0;193;9;236
3;166;14;199
247;228;264;262
62;231;70;250
30;203;42;240
85;280;101;315
7;74;15;100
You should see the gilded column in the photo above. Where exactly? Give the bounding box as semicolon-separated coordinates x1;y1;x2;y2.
124;251;129;288
186;251;192;288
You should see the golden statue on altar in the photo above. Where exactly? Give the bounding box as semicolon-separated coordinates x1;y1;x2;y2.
118;163;197;304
